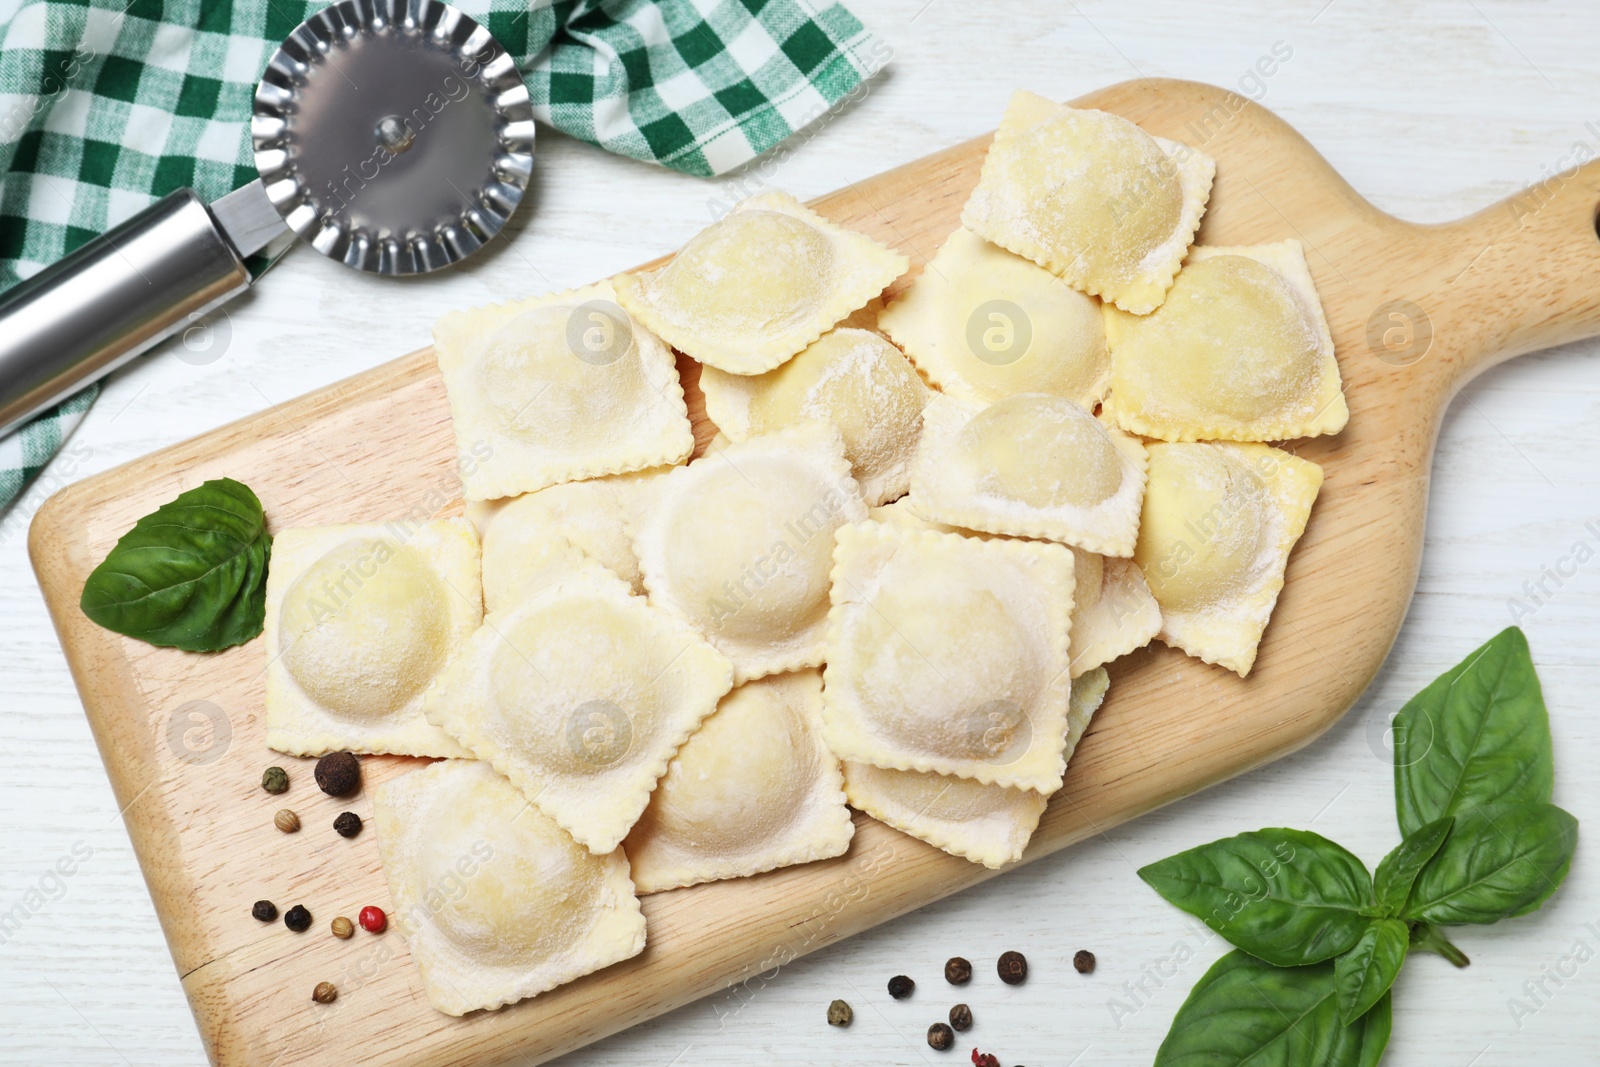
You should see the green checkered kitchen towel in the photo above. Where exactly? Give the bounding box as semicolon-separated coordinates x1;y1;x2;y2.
0;0;887;513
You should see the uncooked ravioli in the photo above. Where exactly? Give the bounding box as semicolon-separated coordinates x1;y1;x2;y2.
373;759;646;1016
698;328;930;505
264;519;479;758
625;670;853;893
615;192;908;375
1105;241;1347;442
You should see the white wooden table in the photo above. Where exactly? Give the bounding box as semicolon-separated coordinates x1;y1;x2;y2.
2;1;1597;1063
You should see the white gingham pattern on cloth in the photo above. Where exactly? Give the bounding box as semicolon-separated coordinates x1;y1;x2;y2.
0;0;886;512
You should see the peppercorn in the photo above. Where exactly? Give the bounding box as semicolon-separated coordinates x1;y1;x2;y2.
333;812;362;838
315;751;361;797
261;766;289;795
284;904;311;932
827;999;853;1027
944;956;972;985
312;981;337;1004
997;950;1028;985
949;1003;972;1032
1073;949;1096;974
928;1023;954;1051
273;808;300;833
331;916;355;940
971;1051;1000;1067
251;900;277;922
887;974;915;999
359;905;387;933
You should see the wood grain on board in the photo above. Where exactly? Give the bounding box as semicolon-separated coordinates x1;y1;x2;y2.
26;78;1600;1067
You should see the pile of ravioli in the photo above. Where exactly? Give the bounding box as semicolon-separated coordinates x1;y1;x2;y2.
260;89;1346;1017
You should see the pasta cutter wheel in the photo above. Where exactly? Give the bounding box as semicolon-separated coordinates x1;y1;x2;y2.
0;0;533;436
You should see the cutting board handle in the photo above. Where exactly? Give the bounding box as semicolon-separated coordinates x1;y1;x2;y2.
1424;155;1600;386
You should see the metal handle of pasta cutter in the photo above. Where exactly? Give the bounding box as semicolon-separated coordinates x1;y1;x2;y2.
0;188;253;439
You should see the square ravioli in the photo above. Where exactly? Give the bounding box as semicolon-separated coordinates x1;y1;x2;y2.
908;392;1148;556
962;90;1214;314
421;550;734;853
634;422;868;683
373;760;646;1016
624;670;854;893
821;521;1076;793
843;667;1109;868
870;498;1158;676
1134;442;1324;677
614;191;908;375
467;467;673;609
877;226;1110;408
264;518;480;758
433;279;694;501
1104;241;1347;442
698;327;930;505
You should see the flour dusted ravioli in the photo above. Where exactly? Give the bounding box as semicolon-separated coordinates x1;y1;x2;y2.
1105;241;1347;441
374;760;646;1016
870;498;1157;676
962;90;1213;314
843;668;1109;868
635;422;867;682
421;552;733;853
434;280;694;501
614;192;908;375
821;521;1075;793
468;468;672;608
1135;442;1323;676
624;670;853;893
909;393;1147;556
877;227;1110;407
699;328;929;505
264;519;479;758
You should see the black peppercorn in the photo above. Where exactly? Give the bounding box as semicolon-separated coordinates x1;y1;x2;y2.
944;956;972;985
261;766;289;794
927;1022;954;1051
997;950;1028;985
251;900;277;922
949;1003;972;1031
887;974;915;999
827;999;853;1026
315;751;361;797
283;904;312;932
1074;949;1096;974
333;811;362;838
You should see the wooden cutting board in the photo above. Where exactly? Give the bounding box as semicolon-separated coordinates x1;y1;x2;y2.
28;78;1600;1067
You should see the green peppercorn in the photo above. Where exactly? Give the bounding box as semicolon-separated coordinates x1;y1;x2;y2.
949;1003;972;1031
333;812;362;838
997;950;1028;985
888;974;915;999
261;766;289;795
827;999;853;1027
927;1022;954;1051
284;904;311;932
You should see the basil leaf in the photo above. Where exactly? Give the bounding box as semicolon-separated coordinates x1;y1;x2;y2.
79;478;272;652
1335;919;1408;1024
1373;816;1453;916
1355;990;1393;1067
1393;627;1552;837
1403;802;1578;925
1138;828;1374;966
1154;950;1383;1067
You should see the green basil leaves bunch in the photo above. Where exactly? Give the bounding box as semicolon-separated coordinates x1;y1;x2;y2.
80;478;272;652
1139;628;1578;1065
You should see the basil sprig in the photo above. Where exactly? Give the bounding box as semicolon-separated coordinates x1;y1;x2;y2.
79;477;272;652
1141;628;1577;1065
